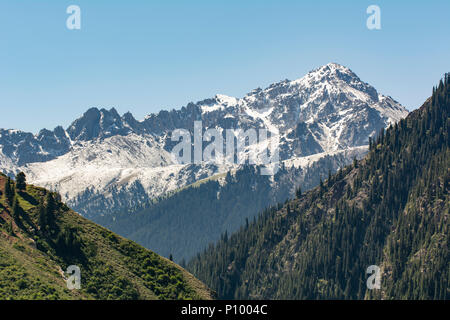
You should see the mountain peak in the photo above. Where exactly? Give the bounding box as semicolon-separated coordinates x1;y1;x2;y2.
299;62;360;84
285;62;384;105
100;107;120;118
325;62;350;70
67;107;137;141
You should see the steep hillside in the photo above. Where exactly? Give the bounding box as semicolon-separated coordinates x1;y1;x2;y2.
0;174;213;300
188;75;449;299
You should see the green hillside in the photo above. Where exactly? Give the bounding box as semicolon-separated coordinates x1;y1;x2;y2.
0;173;213;300
188;75;450;299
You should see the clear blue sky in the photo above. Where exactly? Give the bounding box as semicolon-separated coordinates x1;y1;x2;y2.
1;0;449;133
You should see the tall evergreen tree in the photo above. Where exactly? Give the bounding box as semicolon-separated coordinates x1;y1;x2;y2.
12;196;21;222
15;172;26;192
4;177;14;205
4;178;12;203
295;187;302;198
38;200;47;233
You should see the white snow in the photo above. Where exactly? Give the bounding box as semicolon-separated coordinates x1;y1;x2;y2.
284;145;369;169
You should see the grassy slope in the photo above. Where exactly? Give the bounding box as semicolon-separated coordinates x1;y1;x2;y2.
0;174;213;300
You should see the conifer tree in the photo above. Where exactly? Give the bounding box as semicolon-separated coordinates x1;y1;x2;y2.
16;172;26;192
45;193;56;225
4;178;12;203
12;196;20;222
10;182;15;205
4;177;14;205
38;200;47;232
295;187;302;198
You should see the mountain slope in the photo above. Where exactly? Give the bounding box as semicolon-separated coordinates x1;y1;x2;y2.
187;75;449;300
0;63;407;218
94;146;366;263
0;173;213;300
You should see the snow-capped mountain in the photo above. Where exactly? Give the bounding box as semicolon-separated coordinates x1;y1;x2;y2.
0;63;408;217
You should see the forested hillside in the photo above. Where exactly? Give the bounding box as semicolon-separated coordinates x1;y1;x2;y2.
188;75;449;299
0;174;213;300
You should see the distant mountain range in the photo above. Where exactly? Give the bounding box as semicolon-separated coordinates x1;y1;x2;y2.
0;63;408;223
